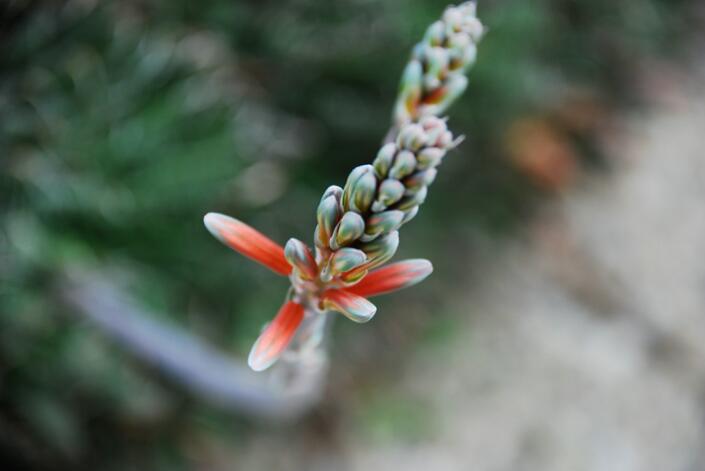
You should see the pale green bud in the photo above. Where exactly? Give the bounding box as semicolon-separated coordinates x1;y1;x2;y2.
397;123;427;151
330;211;365;249
416;147;446;170
421;75;468;117
358;231;399;270
285;238;318;280
404;168;438;193
316;195;341;248
362;210;404;242
388;150;417;180
343;165;377;214
423;20;446;47
395;186;428;211
394;60;423;123
321;185;343;202
422;47;450;91
327;247;367;276
372;179;405;212
373;143;398;178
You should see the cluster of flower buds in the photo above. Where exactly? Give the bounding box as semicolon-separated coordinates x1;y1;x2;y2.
300;115;459;291
203;2;483;372
394;1;484;125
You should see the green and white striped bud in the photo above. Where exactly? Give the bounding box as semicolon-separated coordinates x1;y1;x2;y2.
416;147;446;170
394;186;428;212
388;150;417;180
362;210;404;242
321;247;367;282
394;60;423;127
373;143;398;178
394;1;483;124
357;231;400;271
316;194;341;249
285;238;318;280
404;168;437;193
397;124;427;152
321;185;344;201
372;179;405;212
342;165;377;214
330;211;365;249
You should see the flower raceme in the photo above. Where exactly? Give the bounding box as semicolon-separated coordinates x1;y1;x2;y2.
204;115;454;372
203;2;483;372
204;213;433;371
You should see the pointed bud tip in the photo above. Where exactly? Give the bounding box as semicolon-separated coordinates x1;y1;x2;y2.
203;212;226;238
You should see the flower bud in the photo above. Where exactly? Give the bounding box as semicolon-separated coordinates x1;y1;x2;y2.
316;195;341;248
330;211;365;249
394;60;423;123
395;186;428;211
373;143;398;178
321;185;343;202
397;123;427;151
422;47;450;91
388;150;417;180
372;179;405;212
358;231;399;270
416;147;446;170
421;75;468;117
284;238;318;280
326;247;367;276
362;210;404;242
404;168;437;193
343;165;377;214
423;20;445;47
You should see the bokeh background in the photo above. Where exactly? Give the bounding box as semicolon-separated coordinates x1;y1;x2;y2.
2;0;704;469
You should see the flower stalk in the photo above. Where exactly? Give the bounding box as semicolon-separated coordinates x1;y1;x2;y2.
205;2;483;379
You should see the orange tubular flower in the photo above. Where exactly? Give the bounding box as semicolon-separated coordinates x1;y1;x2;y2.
345;259;433;298
203;214;436;371
248;301;305;372
203;213;292;276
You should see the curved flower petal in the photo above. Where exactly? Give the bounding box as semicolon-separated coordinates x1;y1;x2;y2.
345;259;433;297
322;289;377;323
248;301;305;372
204;212;292;276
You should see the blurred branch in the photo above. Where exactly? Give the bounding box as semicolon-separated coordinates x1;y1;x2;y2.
56;270;326;421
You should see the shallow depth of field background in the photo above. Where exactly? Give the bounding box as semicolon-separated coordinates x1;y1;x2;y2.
1;1;704;470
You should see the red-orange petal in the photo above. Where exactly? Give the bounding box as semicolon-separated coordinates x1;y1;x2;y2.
248;301;305;372
345;259;433;298
204;213;292;276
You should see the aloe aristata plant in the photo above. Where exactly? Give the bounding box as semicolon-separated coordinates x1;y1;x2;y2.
205;2;484;372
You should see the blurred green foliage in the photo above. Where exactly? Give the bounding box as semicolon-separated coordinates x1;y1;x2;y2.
0;0;696;469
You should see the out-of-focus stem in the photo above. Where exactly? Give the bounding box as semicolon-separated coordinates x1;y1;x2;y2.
57;269;326;420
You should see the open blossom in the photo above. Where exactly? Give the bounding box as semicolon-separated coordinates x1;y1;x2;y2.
204;212;433;371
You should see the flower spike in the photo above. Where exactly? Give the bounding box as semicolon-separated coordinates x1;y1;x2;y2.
204;212;292;276
248;301;305;372
346;259;433;298
203;3;483;372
